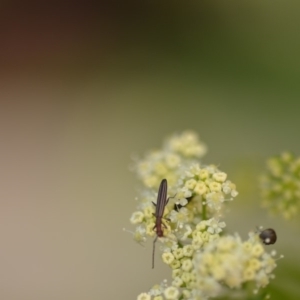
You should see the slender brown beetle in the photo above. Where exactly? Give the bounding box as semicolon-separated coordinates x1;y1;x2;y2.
152;179;170;268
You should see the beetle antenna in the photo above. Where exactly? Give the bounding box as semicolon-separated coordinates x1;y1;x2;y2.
152;235;158;269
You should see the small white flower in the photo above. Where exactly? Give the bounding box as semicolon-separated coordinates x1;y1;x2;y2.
130;211;144;224
133;226;147;243
181;225;193;240
162;252;175;265
160;237;179;252
149;284;163;296
206;192;225;210
181;187;193;198
164;286;180;300
194;181;207;195
199;168;209;179
206;218;226;234
165;153;181;168
185;179;198;190
182;259;193;272
168;207;189;224
231;190;238;197
137;293;151;300
185;163;201;177
209;181;222;192
175;198;188;207
222;181;233;194
173;248;184;260
183;244;194;257
213;172;227;182
172;277;183;287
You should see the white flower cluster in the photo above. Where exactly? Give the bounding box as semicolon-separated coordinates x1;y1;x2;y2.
129;131;279;300
180;163;238;214
129;162;237;246
261;152;300;219
129;132;230;246
134;131;207;190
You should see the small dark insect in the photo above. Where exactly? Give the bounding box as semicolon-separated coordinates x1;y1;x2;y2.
152;178;170;269
259;228;277;245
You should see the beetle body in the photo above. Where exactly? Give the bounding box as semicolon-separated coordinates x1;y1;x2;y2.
152;179;170;268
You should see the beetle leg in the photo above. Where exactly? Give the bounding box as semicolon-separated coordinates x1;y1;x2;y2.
166;193;177;205
162;221;169;229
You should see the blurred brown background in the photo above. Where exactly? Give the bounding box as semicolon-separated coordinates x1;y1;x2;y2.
1;1;300;299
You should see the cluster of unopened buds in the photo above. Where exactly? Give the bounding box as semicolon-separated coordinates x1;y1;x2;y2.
260;152;300;219
127;131;281;300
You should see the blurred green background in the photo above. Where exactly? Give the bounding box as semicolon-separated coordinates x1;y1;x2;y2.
1;1;300;299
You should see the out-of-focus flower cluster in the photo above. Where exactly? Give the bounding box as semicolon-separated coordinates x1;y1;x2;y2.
137;233;277;300
129;131;279;300
193;234;277;299
260;152;300;219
